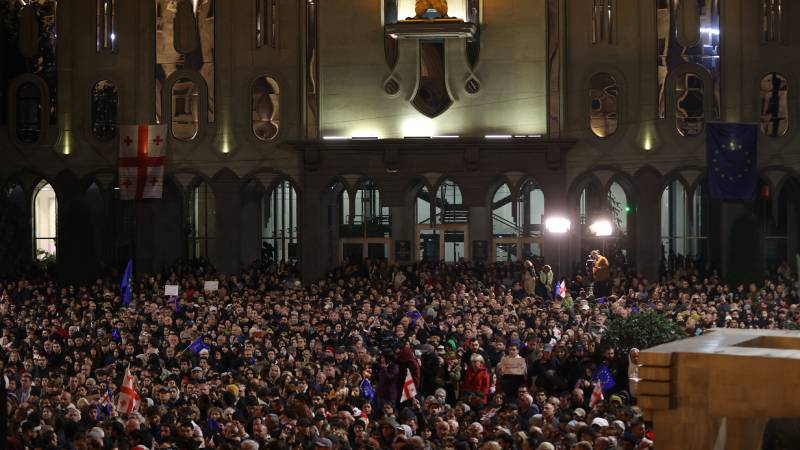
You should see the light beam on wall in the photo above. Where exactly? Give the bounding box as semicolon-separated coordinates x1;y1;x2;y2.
402;117;436;137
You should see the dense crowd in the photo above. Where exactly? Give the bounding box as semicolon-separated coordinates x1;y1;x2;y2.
1;253;798;450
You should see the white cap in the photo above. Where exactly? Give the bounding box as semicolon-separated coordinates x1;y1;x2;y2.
591;417;610;428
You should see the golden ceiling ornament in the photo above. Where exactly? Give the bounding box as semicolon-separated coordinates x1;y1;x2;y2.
415;0;449;19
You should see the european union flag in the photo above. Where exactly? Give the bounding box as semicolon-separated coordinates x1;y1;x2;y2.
121;259;133;306
188;337;209;354
360;379;375;402
591;362;616;394
207;417;222;433
707;123;758;201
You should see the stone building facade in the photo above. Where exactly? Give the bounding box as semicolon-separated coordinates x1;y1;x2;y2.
1;0;798;283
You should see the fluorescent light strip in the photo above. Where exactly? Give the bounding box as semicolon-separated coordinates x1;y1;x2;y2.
485;134;512;139
433;135;459;138
322;136;347;140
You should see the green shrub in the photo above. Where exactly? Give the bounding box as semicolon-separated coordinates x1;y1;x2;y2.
603;310;688;352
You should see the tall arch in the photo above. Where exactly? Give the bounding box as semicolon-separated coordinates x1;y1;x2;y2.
262;179;299;263
414;178;469;263
336;179;391;263
32;180;57;260
491;178;545;262
660;177;709;271
188;181;216;261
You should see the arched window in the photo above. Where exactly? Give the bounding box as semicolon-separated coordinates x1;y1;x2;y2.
262;180;297;262
592;0;615;44
416;186;432;225
256;0;277;48
353;181;390;227
589;73;618;137
91;80;118;141
96;0;117;51
33;181;57;260
579;181;604;226
339;181;391;262
689;183;707;259
760;72;788;137
676;72;704;136
16;82;42;143
189;182;215;260
608;181;628;235
492;184;515;237
171;78;199;140
661;180;690;268
415;179;468;262
155;0;215;124
492;181;544;262
762;0;783;43
252;76;280;140
437;180;466;224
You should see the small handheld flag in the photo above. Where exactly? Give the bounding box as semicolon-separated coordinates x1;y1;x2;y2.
591;362;617;394
121;259;133;306
117;369;140;415
361;378;375;402
400;368;417;403
188;337;209;355
97;385;113;418
590;381;604;408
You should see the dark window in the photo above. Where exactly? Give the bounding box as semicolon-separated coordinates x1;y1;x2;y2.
91;80;118;141
16;82;42;144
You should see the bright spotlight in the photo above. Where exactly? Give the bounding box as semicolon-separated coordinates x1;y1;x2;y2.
589;219;613;237
545;217;571;234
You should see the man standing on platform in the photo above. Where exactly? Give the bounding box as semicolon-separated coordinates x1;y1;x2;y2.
591;250;610;297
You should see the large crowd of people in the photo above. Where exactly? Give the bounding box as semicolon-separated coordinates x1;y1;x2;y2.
1;252;798;450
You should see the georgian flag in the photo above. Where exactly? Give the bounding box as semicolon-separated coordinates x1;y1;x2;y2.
400;368;417;403
118;124;167;200
554;280;567;299
590;381;604;408
117;369;141;415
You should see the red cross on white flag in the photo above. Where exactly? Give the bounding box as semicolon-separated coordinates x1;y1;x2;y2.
400;368;417;403
118;124;167;200
116;368;140;415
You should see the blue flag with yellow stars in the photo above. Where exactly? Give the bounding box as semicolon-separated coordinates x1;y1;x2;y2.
706;122;758;201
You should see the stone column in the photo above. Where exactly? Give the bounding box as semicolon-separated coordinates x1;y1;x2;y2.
300;186;328;283
469;206;491;262
212;171;243;275
633;167;662;280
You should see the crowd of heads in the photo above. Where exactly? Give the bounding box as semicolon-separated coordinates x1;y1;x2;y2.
1;255;798;450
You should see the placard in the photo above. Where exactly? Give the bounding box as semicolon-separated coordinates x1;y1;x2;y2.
203;280;219;292
164;285;179;296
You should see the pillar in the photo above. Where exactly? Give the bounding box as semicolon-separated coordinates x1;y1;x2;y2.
212;171;243;275
301;188;327;283
633;168;662;280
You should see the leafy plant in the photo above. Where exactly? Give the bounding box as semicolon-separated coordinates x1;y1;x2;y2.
603;310;688;352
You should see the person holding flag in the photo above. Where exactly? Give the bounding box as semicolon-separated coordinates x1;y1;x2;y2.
120;259;133;307
97;384;114;418
117;368;140;415
400;368;417;404
188;336;210;355
553;279;567;300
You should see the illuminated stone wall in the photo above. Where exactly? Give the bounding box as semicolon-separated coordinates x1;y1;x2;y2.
318;0;548;138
